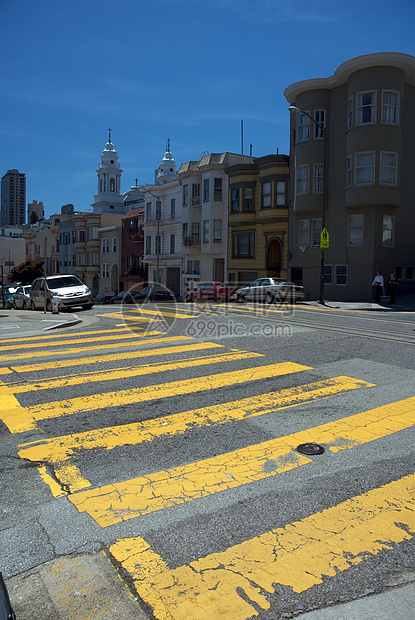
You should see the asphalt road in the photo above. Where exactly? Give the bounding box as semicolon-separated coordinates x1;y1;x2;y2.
1;300;414;619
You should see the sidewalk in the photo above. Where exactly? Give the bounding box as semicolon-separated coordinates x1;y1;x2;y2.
303;291;415;312
0;308;100;338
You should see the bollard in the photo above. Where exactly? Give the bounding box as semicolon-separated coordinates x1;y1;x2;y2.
52;295;60;314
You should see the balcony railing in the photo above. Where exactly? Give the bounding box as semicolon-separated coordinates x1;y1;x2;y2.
183;235;200;247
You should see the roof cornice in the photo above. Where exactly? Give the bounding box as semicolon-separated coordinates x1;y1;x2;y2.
284;52;415;103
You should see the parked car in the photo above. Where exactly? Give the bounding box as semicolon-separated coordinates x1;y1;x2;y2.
30;275;93;311
1;285;19;308
131;286;175;303
12;285;31;309
185;282;236;302
110;290;136;304
234;277;305;304
94;293;114;305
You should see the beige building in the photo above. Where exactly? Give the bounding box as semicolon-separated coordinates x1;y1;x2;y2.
284;52;415;300
226;154;290;288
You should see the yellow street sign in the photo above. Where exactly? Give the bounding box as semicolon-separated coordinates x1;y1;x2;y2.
320;228;329;248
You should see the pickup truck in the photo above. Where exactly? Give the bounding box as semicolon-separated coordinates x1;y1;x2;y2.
234;277;305;304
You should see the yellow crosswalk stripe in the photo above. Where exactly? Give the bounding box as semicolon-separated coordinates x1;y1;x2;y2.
0;329;166;354
110;472;415;620
9;350;263;393
19;376;372;492
69;395;414;527
0;327;132;346
0;330;167;361
2;362;310;433
1;338;213;373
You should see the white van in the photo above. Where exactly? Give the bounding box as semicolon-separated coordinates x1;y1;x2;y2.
30;275;93;311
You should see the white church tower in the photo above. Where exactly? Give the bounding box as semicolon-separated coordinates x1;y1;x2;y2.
93;129;126;214
155;139;178;185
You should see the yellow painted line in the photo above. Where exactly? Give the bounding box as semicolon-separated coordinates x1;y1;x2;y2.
3;362;310;433
0;327;131;345
0;330;166;361
69;395;414;528
7;339;220;373
0;330;154;352
19;376;371;492
37;466;67;498
123;308;198;319
10;350;263;393
113;473;415;620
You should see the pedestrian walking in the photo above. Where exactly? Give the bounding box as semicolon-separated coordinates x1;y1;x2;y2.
387;272;398;304
372;270;384;304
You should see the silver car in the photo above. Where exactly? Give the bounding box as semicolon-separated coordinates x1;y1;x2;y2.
30;275;93;311
235;277;305;304
12;285;31;309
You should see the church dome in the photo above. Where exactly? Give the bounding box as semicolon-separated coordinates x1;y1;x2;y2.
155;140;178;185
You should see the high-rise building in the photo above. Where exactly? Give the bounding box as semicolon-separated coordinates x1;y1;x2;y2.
1;169;26;226
27;199;44;224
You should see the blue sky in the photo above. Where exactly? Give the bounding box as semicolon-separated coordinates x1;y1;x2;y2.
1;0;414;218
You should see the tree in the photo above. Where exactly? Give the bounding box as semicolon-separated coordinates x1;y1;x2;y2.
9;259;44;284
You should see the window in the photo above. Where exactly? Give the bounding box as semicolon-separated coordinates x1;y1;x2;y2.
276;181;286;206
194;260;200;275
357;91;376;125
348;215;363;246
380;152;398;185
335;265;348;286
146;202;152;220
314;110;325;138
297;112;310;141
312;218;322;247
102;263;109;279
145;235;152;255
406;267;414;281
182;223;188;244
231;188;239;213
170;234;175;254
203;220;209;243
382;90;399;125
347;96;353;130
155;235;161;254
355;152;374;185
78;252;86;266
87;252;99;266
213;219;222;242
382;215;394;247
232;231;255;258
346;155;352;188
79;228;86;242
191;183;200;205
214;178;222;201
313;164;323;193
112;236;117;252
203;179;209;201
299;219;310;247
324;264;332;285
191;221;200;245
296;165;309;194
110;178;115;192
243;187;254;211
170;198;176;219
261;182;271;208
102;237;109;253
183;184;189;206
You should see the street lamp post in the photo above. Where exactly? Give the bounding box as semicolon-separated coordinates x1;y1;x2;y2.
141;187;161;284
289;105;327;305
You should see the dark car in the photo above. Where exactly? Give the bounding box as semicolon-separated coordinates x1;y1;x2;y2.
94;293;114;305
110;291;136;304
132;286;175;303
2;285;19;308
185;282;235;302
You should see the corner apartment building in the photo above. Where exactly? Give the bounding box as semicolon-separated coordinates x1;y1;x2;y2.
1;169;26;226
226;154;290;287
285;52;415;300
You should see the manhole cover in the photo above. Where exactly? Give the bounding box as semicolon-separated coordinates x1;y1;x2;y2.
297;443;325;455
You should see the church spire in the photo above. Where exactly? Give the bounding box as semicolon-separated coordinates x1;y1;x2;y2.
108;127;112;143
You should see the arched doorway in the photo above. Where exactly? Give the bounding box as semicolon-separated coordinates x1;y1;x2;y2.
92;274;99;297
267;239;282;277
111;264;118;294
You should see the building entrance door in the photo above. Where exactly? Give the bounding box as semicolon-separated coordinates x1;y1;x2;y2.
267;240;281;276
